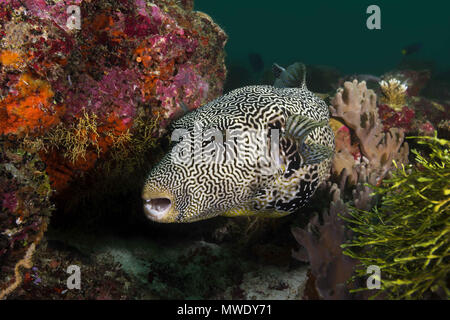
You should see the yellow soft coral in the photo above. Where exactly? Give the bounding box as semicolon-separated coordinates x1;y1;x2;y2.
46;110;101;163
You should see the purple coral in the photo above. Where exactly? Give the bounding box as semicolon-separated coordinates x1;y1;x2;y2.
291;199;358;300
125;15;157;38
2;191;17;213
125;2;163;37
61;67;140;122
155;64;209;117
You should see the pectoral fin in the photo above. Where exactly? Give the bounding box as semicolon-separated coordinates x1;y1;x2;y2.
301;142;334;165
285;114;328;145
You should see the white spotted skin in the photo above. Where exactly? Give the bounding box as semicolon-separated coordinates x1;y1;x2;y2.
143;85;335;222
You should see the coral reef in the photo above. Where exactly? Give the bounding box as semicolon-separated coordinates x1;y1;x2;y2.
7;239;142;300
0;0;447;300
292;134;449;300
291;75;444;300
0;0;227;299
0;0;227;193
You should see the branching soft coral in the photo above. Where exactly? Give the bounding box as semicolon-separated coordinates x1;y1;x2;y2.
46;110;101;163
100;110;161;176
291;160;379;300
35;110;133;190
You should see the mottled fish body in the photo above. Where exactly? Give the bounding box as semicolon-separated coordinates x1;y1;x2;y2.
143;63;335;223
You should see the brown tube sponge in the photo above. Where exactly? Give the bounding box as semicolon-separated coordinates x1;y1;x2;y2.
330;80;409;183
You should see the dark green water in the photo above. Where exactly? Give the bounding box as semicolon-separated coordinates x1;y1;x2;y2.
195;0;450;76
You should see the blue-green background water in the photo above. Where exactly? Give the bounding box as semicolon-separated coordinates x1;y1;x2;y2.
195;0;450;76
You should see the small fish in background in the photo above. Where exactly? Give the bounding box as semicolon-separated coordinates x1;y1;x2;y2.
342;74;381;89
142;62;335;223
351;74;381;83
248;52;264;73
335;74;381;92
401;43;423;56
224;64;251;92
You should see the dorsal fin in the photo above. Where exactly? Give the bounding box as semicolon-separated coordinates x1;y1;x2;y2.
272;63;285;79
273;62;307;89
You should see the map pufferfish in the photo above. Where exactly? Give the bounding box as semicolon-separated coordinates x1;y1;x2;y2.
142;62;335;223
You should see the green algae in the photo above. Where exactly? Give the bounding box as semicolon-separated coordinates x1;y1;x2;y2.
342;133;449;299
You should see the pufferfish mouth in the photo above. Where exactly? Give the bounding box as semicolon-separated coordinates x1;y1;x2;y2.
143;197;173;221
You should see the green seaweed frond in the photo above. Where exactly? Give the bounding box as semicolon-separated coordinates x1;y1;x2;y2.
342;133;450;299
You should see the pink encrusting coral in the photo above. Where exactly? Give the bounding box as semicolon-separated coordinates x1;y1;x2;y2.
60;67;141;124
156;64;209;117
5;0;84;33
